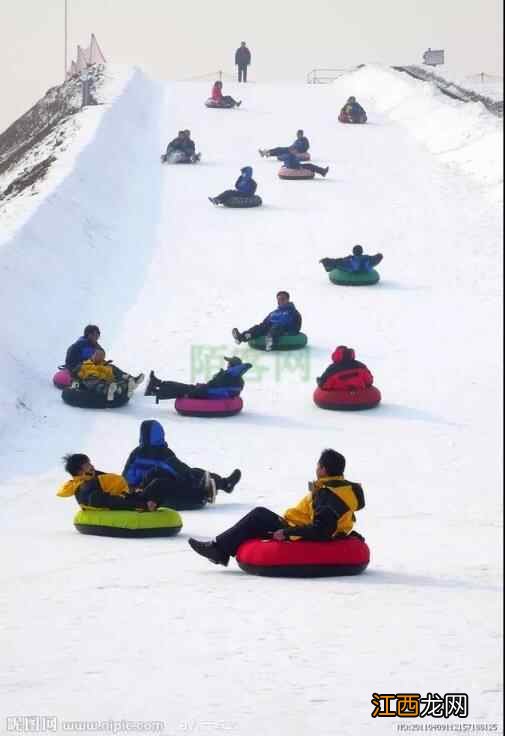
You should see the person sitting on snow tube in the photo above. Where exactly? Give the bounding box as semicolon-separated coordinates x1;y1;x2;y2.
144;356;252;404
259;129;310;159
209;166;258;206
317;346;374;391
279;151;328;178
339;96;367;123
207;80;241;108
75;348;144;403
122;419;242;508
64;324;104;373
232;290;302;351
161;129;201;163
320;245;383;273
188;449;365;567
57;453;163;511
64;324;140;382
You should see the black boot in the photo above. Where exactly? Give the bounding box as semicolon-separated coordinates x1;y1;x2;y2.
188;538;229;566
221;469;241;493
232;328;243;344
144;370;162;398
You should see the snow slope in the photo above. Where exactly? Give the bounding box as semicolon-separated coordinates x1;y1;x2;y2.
0;66;502;735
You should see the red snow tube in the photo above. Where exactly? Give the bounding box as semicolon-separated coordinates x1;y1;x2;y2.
53;368;73;389
278;166;315;180
174;396;243;417
236;534;370;577
313;385;381;411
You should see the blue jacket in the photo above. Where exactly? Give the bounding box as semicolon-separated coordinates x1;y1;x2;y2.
65;336;102;370
122;420;190;487
280;152;301;170
204;362;252;398
335;253;383;273
235;167;257;195
263;302;302;332
292;136;309;153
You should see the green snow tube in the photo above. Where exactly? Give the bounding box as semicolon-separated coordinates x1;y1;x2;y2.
74;507;182;538
248;333;308;351
329;268;380;286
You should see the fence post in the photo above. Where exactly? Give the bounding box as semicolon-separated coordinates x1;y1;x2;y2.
218;70;222;81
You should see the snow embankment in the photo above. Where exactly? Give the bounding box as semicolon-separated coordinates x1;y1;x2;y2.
0;66;162;440
334;65;503;202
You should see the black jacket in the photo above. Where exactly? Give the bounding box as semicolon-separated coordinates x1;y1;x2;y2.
75;471;151;510
235;46;251;66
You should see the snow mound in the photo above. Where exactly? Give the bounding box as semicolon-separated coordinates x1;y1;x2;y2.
334;65;503;202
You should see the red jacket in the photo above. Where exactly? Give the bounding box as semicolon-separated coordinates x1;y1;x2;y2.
317;347;374;391
211;84;222;101
320;367;373;391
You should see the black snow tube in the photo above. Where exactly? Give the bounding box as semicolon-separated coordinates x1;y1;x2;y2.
61;388;130;409
223;194;263;208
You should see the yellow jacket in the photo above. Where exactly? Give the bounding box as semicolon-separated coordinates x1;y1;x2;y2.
282;475;365;539
77;361;115;382
57;472;129;498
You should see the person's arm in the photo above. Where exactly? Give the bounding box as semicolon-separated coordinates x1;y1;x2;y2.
369;254;383;267
292;309;302;332
65;342;81;370
246;49;251;65
316;363;338;388
235;49;240;64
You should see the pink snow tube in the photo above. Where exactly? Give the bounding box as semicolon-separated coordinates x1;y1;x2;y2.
53;368;73;389
278;167;315;180
174;396;243;417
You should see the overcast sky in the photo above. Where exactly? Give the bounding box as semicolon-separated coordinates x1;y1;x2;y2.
1;0;503;133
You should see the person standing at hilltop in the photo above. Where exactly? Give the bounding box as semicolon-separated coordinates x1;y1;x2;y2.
235;42;251;83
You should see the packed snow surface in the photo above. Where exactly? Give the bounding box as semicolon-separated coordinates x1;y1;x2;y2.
0;64;502;735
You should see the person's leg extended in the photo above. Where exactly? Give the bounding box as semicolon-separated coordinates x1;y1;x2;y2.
155;380;195;400
216;507;284;557
267;146;290;157
301;163;328;176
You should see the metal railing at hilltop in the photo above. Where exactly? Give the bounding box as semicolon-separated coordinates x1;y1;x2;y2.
306;68;357;84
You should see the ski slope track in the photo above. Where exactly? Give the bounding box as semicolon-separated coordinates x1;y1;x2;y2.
0;65;502;735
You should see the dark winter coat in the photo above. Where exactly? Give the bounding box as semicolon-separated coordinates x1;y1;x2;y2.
235;46;251;66
350;101;366;119
203;362;252;397
280;152;302;169
334;253;383;273
262;302;302;333
166;136;195;157
292;136;310;153
123;420;192;487
235;167;257;195
65;336;103;371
